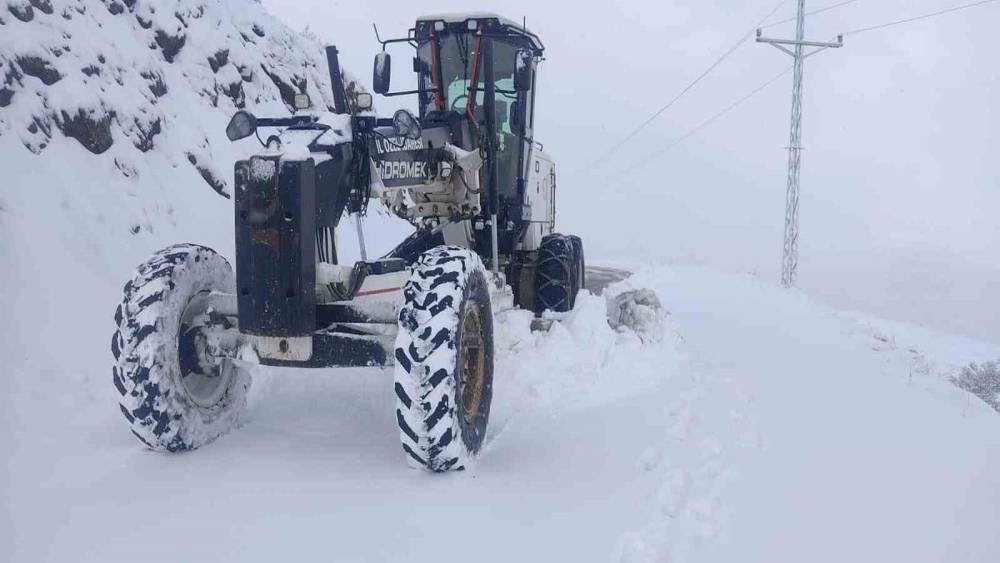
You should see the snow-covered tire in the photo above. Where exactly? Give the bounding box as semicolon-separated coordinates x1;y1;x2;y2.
394;246;494;472
535;233;576;313
112;244;251;452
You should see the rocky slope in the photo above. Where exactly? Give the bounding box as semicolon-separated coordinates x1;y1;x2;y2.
1;0;340;199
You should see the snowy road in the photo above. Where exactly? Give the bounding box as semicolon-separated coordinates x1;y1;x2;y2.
585;265;631;293
619;268;1000;562
3;265;1000;562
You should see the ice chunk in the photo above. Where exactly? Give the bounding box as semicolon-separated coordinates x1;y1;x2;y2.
606;288;664;340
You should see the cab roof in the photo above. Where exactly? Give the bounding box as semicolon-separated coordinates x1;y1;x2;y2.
414;12;544;54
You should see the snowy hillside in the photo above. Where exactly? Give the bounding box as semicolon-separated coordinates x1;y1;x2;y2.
0;0;341;163
0;0;340;268
3;2;1000;562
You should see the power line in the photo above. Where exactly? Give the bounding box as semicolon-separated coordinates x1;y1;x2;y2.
843;0;998;35
588;0;999;286
620;0;1000;169
597;0;998;183
593;0;788;164
762;0;859;29
619;66;793;177
591;0;998;170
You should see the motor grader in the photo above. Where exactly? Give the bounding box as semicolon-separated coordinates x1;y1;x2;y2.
111;13;586;471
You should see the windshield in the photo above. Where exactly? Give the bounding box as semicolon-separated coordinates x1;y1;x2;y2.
417;34;521;134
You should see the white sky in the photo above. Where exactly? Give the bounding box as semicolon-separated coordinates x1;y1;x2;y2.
263;0;1000;342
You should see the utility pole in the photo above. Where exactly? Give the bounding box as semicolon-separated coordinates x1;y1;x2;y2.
757;1;843;287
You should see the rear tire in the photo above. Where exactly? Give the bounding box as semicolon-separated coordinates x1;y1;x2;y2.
393;246;494;471
112;244;250;452
568;235;585;300
535;233;581;313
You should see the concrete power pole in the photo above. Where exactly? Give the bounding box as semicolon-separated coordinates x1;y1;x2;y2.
757;0;843;287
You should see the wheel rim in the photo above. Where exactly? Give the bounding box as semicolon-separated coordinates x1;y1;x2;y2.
177;291;233;408
458;302;486;425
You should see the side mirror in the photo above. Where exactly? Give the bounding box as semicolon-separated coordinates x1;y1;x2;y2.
392;109;421;141
226;110;257;141
510;100;523;134
514;49;532;92
373;52;391;95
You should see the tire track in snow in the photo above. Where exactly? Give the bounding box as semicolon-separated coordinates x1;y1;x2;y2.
617;361;762;563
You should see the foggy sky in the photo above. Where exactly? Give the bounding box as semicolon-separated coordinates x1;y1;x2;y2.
264;0;1000;342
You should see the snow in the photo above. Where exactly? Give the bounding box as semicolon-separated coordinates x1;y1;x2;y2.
256;112;353;162
3;1;1000;561
4;243;1000;560
248;154;277;180
417;12;523;29
615;266;1000;562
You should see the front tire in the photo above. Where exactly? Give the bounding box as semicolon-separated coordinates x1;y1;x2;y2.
393;246;494;471
112;244;250;452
